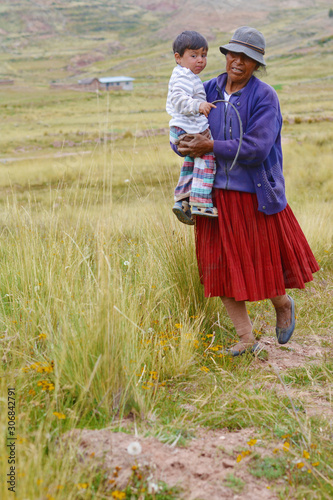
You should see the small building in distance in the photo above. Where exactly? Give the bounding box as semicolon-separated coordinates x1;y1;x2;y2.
98;76;135;91
78;76;135;91
77;78;100;91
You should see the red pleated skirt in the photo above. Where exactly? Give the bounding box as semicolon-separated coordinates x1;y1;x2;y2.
195;190;320;302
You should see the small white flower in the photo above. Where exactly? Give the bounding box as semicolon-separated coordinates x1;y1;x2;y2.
148;482;159;494
123;261;130;266
127;441;142;456
147;327;154;334
124;179;130;183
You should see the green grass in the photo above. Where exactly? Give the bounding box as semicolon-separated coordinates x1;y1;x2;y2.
224;473;245;493
250;456;286;480
0;89;332;498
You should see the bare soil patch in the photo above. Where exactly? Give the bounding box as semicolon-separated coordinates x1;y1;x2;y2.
257;336;326;371
63;427;277;499
254;334;333;422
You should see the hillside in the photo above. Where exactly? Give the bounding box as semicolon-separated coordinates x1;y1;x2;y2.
0;0;332;85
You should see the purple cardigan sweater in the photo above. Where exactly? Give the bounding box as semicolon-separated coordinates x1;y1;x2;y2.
172;72;287;215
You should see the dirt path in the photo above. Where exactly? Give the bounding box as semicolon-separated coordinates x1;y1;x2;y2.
61;337;332;499
257;336;326;371
63;427;277;499
0;150;92;164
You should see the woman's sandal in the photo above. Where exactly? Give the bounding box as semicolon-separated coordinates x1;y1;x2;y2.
218;342;262;357
191;205;218;218
172;200;194;225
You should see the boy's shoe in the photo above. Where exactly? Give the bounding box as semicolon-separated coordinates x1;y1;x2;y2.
191;205;218;217
172;200;194;225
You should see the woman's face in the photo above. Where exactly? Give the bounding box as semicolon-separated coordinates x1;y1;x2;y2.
225;51;259;89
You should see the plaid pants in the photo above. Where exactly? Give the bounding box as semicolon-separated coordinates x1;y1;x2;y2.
170;126;216;207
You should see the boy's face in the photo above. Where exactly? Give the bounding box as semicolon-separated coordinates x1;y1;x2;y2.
175;47;207;75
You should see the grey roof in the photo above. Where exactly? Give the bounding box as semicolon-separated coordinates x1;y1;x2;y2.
98;76;134;83
78;78;98;84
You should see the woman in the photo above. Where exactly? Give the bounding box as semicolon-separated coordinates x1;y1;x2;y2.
173;26;320;355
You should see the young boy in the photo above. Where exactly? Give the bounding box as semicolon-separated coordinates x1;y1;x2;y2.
166;30;218;225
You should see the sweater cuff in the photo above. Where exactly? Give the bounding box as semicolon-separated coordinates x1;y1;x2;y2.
193;100;201;114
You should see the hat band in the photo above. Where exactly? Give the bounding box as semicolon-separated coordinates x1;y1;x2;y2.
229;39;265;55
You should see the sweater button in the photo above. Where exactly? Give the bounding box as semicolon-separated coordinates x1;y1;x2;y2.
262;206;266;210
237;102;240;106
257;183;261;187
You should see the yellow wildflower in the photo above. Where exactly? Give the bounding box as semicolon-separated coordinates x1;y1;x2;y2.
312;462;319;467
37;380;55;391
43;365;54;373
112;491;126;499
236;450;251;463
296;462;305;469
247;439;257;446
38;333;47;339
283;442;290;452
76;483;88;489
53;412;66;419
303;450;310;459
200;366;210;373
175;323;182;329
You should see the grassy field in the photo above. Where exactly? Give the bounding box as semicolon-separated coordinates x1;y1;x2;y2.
0;2;333;499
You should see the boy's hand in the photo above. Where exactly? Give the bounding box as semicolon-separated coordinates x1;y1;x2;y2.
199;102;216;117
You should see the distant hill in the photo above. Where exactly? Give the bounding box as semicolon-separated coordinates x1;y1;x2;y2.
0;0;332;84
1;0;332;39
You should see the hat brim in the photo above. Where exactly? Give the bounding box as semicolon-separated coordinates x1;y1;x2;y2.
220;43;266;66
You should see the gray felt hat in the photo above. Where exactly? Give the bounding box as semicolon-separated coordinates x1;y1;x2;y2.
220;26;266;66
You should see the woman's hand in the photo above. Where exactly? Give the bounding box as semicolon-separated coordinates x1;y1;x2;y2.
178;132;214;158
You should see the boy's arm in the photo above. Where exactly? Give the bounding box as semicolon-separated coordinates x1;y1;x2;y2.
170;73;201;116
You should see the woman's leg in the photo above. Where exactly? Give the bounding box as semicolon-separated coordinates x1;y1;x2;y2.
270;294;292;329
221;296;255;352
